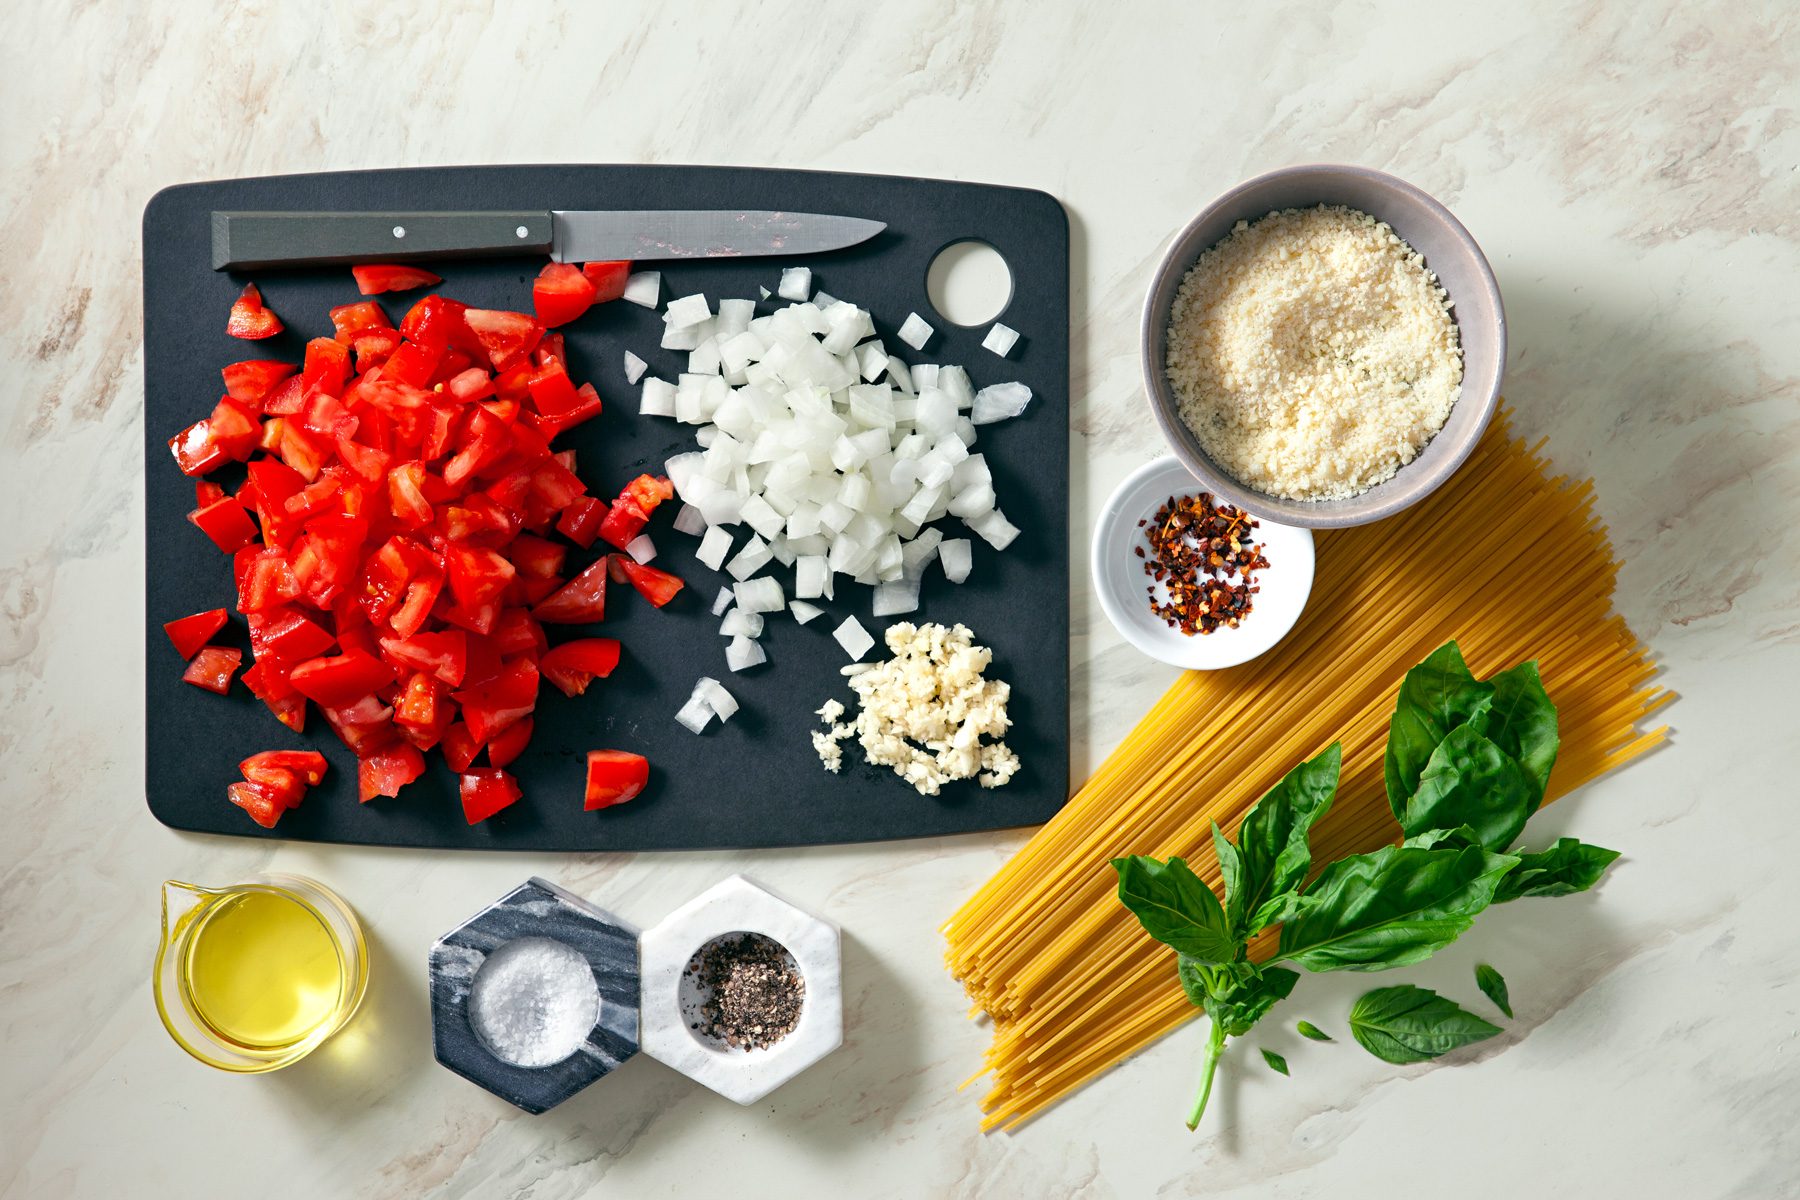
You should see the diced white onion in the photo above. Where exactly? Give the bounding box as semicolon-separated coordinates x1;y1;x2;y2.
834;615;875;661
735;576;786;613
778;267;812;301
697;677;738;721
789;600;824;624
971;382;1032;424
726;635;767;672
939;538;973;583
711;586;736;616
872;578;920;617
721;608;764;639
726;534;774;581
626;534;656;564
624;351;649;384
640;377;676;418
697;526;734;571
897;312;934;351
967;507;1020;550
981;323;1020;357
673;503;708;536
675;691;714;733
623;272;661;308
665;293;712;330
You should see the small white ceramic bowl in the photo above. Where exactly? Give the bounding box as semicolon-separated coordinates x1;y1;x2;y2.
1092;456;1314;670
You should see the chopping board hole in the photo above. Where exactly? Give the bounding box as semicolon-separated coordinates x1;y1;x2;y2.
926;239;1012;328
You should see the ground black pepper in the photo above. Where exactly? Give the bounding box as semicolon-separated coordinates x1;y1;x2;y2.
687;933;805;1051
1138;492;1269;635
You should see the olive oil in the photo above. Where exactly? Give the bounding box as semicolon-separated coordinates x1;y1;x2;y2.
180;890;342;1049
155;875;368;1072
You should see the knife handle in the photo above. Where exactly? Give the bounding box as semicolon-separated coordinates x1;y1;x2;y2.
211;210;554;271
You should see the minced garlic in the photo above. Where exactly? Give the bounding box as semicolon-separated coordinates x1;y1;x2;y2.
1166;204;1463;501
813;622;1019;796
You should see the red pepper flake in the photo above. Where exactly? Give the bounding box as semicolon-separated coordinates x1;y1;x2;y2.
1136;492;1270;635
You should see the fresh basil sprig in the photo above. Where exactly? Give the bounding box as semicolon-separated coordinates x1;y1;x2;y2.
1110;641;1622;1130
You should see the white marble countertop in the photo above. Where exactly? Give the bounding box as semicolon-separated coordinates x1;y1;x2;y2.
5;2;1797;1196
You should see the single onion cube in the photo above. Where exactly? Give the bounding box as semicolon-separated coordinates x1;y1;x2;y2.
711;586;736;616
726;635;767;672
790;600;824;624
897;312;934;351
673;504;708;536
697;677;738;721
626;534;656;564
624;350;649;384
778;267;812;301
871;578;920;617
726;534;774;580
981;323;1020;357
697;526;734;571
759;285;772;300
833;615;875;661
623;271;662;308
735;576;786;614
971;382;1033;424
968;508;1020;551
665;293;712;330
721;607;764;639
675;691;715;733
640;377;677;417
939;538;973;583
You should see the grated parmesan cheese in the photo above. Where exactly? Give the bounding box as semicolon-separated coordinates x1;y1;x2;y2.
1165;205;1462;501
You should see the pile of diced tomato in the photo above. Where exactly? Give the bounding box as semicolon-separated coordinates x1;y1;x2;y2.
164;264;668;826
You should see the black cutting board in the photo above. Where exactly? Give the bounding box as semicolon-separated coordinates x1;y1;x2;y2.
143;164;1069;850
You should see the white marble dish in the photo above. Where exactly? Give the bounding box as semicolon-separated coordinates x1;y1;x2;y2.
1091;455;1315;670
639;875;843;1105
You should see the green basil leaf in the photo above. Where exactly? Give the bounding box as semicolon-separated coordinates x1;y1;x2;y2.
1474;963;1512;1018
1495;838;1620;901
1475;660;1559;805
1296;1020;1334;1042
1401;725;1537;851
1247;889;1305;933
1384;642;1493;819
1275;845;1518;972
1232;745;1341;935
1111;855;1237;963
1203;965;1299;1037
1401;824;1483;851
1261;1048;1290;1076
1348;984;1502;1064
1211;821;1248;936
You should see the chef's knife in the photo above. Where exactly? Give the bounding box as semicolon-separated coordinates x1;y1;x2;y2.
210;209;887;272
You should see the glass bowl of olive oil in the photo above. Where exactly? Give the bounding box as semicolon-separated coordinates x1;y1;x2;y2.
154;874;368;1072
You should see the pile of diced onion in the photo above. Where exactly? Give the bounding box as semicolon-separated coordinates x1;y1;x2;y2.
630;268;1031;730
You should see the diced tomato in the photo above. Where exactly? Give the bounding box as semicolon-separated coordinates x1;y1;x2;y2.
163;608;229;659
554;496;607;549
358;743;426;802
246;607;336;666
539;638;621;698
330;300;392;343
581;261;631;304
624;473;675;513
534;332;565;368
288;650;395;707
226;283;283;340
399;295;474;353
188;494;260;553
595;492;649;550
182;646;242;694
446;543;516;612
443;405;512;488
388;572;444;639
208;395;263;462
379;630;468;686
222;359;296;405
387;461;434;527
508;533;567;581
452;657;538;744
532;557;607;624
490;608;547;658
261;374;306;415
445;367;496;404
393;668;449;726
526;357;581;417
289;513;367;607
441;722;481;773
618;558;684;607
485;716;533;769
525;383;602;442
584;750;648;810
237;549;302;613
301;337;352;399
459;767;522;824
242;662;308;732
169;417;229;476
382;337;443;388
352;264;444;295
241;749;329;789
462;308;543;372
531;263;599;329
228;780;285;829
322;698;399;757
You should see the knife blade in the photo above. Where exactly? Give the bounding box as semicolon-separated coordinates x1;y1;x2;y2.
210;209;886;271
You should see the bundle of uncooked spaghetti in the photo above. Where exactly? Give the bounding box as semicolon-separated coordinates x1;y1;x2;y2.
943;408;1671;1130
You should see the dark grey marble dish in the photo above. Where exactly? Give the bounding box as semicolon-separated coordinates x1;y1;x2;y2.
428;878;640;1113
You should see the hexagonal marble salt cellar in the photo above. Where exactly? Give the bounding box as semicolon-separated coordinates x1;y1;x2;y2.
639;875;842;1104
429;877;639;1114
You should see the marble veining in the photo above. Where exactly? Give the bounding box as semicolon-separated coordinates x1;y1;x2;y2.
3;1;1798;1197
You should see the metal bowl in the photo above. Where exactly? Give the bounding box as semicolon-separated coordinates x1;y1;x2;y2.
1140;164;1505;529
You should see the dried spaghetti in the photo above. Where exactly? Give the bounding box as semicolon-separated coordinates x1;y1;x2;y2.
943;408;1670;1131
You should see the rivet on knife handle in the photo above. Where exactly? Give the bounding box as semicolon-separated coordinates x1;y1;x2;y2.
210;211;554;271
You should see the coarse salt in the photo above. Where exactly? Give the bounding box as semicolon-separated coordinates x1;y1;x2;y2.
468;937;599;1069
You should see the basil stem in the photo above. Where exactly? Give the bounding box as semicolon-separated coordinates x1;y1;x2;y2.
1189;1017;1227;1130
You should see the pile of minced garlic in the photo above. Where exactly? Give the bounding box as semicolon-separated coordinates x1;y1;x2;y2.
1165;204;1463;501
